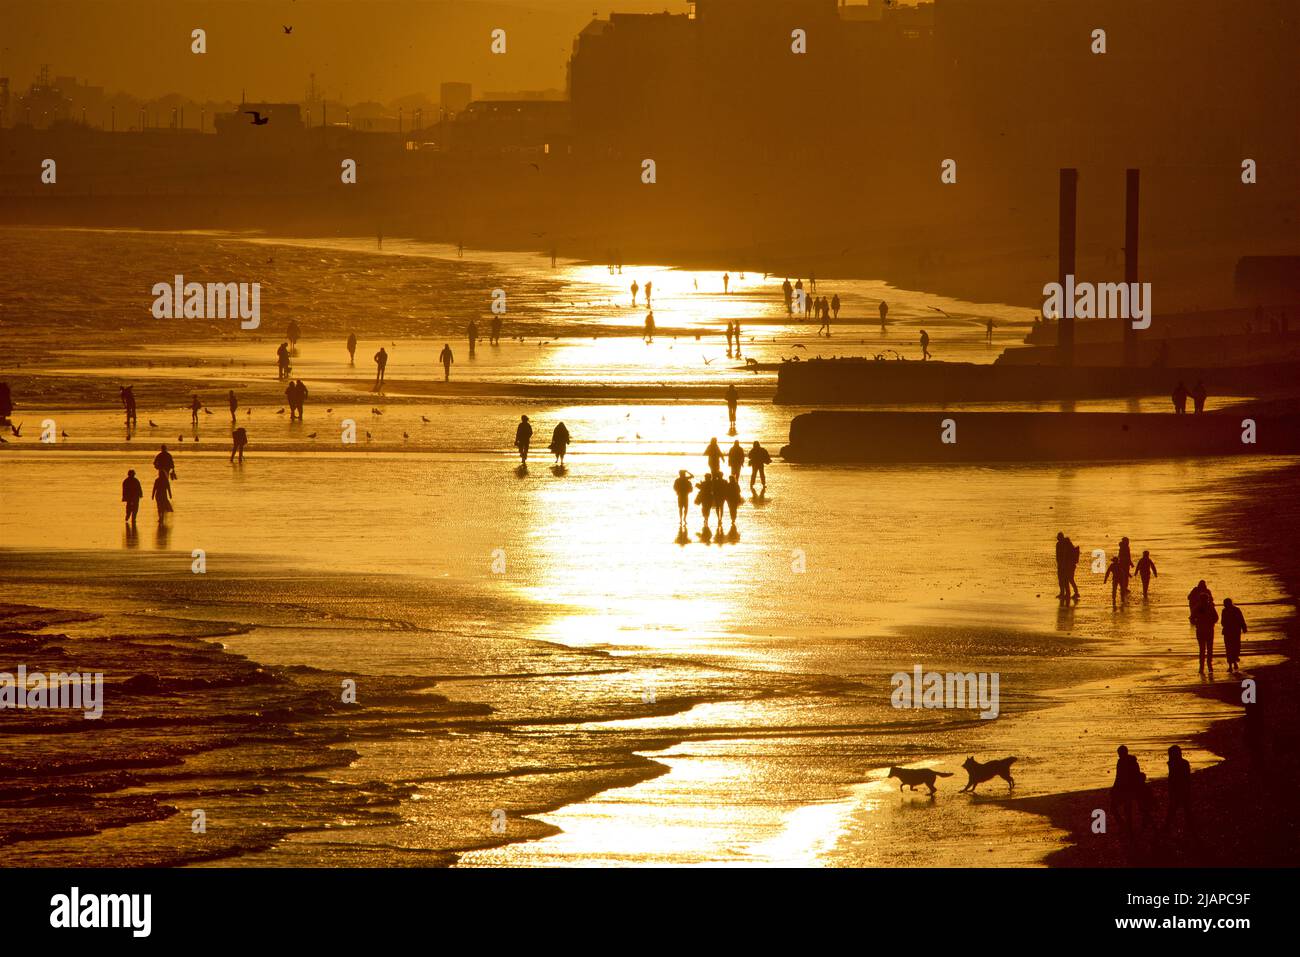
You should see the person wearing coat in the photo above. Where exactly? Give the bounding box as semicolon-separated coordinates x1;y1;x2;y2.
549;422;570;466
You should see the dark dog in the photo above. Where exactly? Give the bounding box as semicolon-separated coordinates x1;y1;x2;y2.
887;765;954;795
959;756;1017;793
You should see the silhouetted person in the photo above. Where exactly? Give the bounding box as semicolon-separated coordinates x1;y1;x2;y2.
1187;579;1213;620
1112;745;1149;831
1116;537;1134;598
121;469;143;525
704;437;723;476
986;318;994;343
1190;380;1207;414
1221;598;1248;673
228;389;238;423
1191;587;1219;674
734;321;742;356
782;278;793;316
1165;745;1192;833
879;300;889;330
644;311;655;343
919;329;931;360
726;385;738;429
831;293;841;323
747;441;771;492
1135;550;1158;597
630;280;639;307
550;422;570;466
673;470;694;526
724;475;742;531
727;440;745;479
120;385;137;426
725;322;734;355
723;272;730;293
1065;536;1081;599
373;347;388;391
287;319;301;350
153;444;176;480
515;415;533;464
190;394;202;428
277;342;291;380
230;426;248;463
440;343;454;381
645;280;652;305
151;473;173;520
295;380;308;419
1104;555;1130;605
347;332;357;364
1054;532;1071;599
468;319;478;357
1172;381;1188;414
490;314;502;345
285;380;299;420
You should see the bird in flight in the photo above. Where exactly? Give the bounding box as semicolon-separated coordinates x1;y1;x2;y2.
245;111;269;126
283;25;293;35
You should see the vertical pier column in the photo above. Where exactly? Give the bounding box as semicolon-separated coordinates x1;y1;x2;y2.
1124;168;1140;366
1058;168;1078;367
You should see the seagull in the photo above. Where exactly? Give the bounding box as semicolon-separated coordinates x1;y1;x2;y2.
365;430;373;441
9;422;20;437
793;344;808;350
403;432;409;440
308;432;317;439
61;430;69;438
245;111;269;126
148;419;158;427
203;407;213;415
420;415;431;423
371;408;384;416
326;408;333;413
282;25;293;35
276;407;286;414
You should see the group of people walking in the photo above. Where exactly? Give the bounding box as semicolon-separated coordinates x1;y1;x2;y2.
513;415;570;468
675;436;772;538
1110;743;1194;835
1172;380;1209;414
120;444;179;524
1187;579;1249;674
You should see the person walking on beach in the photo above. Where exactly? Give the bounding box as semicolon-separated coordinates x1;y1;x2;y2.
1135;550;1158;597
277;342;292;380
1112;745;1150;832
373;347;388;391
120;385;137;427
831;293;841;325
1172;381;1189;414
1164;745;1193;834
151;472;173;521
437;343;454;383
190;394;202;428
919;329;931;361
725;322;734;356
1187;579;1214;621
673;470;694;527
347;332;357;364
645;280;652;306
468;319;479;357
694;473;715;535
228;390;238;424
986;318;995;343
1103;554;1130;605
1220;598;1248;673
644;311;655;344
230;426;248;463
515;415;533;465
631;280;640;307
818;298;831;337
153;444;176;481
879;300;889;331
748;441;771;492
491;314;503;346
727;439;745;479
1066;536;1081;599
724;475;742;533
725;385;739;430
704;437;723;476
1054;532;1071;599
549;422;570;467
1191;380;1208;414
723;272;730;294
733;320;742;356
285;380;299;421
1117;537;1134;598
1191;587;1219;674
121;469;143;525
294;380;309;419
782;278;794;316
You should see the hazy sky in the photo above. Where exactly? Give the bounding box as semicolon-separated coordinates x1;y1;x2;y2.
1;0;692;103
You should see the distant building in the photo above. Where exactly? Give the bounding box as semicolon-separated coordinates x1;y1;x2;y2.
442;99;570;154
439;82;473;117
